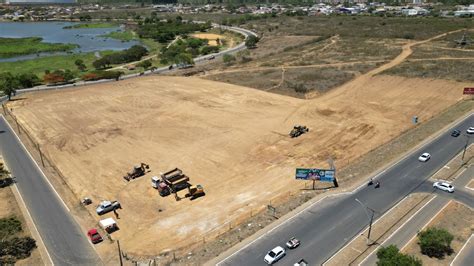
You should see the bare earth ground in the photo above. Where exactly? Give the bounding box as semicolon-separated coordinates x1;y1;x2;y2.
7;71;469;261
191;33;225;46
0;158;43;265
4;28;473;263
402;201;474;265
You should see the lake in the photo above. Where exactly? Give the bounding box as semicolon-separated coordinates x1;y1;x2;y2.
0;21;141;62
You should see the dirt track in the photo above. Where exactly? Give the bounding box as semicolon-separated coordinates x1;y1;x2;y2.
6;29;471;260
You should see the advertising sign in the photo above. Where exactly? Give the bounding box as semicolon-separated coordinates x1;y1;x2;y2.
463;87;474;95
295;168;335;182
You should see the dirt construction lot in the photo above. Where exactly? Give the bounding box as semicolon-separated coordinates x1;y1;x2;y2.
7;69;470;258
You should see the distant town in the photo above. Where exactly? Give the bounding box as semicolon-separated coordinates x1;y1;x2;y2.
1;1;474;21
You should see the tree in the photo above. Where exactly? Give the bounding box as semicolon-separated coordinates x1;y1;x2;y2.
245;35;260;49
74;59;87;72
223;54;236;65
377;245;422;266
16;73;39;89
92;57;111;70
137;60;152;70
0;72;19;100
418;227;454;259
174;53;194;66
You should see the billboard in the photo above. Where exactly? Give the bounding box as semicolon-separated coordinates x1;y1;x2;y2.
295;168;335;182
463;87;474;95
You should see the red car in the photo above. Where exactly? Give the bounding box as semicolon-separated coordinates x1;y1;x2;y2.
87;229;103;244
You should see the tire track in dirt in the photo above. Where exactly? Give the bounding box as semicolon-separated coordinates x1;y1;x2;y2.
283;29;467;122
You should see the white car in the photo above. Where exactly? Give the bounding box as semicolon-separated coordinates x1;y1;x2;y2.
264;246;286;264
433;181;454;193
467;127;474;134
418;153;431;162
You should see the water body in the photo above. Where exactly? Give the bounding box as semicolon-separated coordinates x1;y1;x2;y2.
0;21;141;62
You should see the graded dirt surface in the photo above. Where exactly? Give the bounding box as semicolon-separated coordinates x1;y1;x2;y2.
7;71;469;259
191;33;225;46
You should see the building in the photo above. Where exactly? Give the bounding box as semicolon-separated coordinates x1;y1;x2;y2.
5;0;77;5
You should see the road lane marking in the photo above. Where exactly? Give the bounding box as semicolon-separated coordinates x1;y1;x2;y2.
358;196;439;266
450;234;473;266
1;115;70;212
12;181;54;265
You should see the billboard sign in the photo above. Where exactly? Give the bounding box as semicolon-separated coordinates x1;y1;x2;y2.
295;168;335;182
463;87;474;95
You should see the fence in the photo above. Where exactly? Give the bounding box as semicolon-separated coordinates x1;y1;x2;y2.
1;103;82;203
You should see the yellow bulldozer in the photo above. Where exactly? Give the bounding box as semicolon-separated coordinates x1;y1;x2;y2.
185;184;205;200
124;163;149;181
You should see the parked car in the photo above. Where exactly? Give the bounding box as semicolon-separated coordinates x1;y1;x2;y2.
286;237;300;249
87;229;103;244
208;55;215;60
451;130;461;137
294;259;309;266
96;200;121;215
264;246;286;264
467;127;474;134
418;153;431;162
433;181;454;193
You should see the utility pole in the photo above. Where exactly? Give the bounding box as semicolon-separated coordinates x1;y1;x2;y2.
117;240;123;266
355;198;376;246
461;134;472;162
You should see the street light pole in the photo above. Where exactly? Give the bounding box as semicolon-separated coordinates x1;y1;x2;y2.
461;134;472;162
355;198;376;246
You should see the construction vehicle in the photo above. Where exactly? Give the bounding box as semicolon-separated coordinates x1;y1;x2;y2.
157;168;190;200
289;125;309;138
124;163;149;181
185;184;205;200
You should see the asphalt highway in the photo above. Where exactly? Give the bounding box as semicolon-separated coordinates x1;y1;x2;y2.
217;114;474;266
0;116;101;265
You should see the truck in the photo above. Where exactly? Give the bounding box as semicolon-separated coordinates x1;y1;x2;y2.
96;200;121;215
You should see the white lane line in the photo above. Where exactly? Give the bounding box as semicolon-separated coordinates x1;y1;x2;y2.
216;192;350;265
323;194;417;265
12;183;54;265
450;234;473;266
358;196;439;266
1;115;70;212
400;200;452;251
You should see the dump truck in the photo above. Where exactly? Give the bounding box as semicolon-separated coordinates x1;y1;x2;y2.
289;125;309;138
124;163;149;181
158;168;190;199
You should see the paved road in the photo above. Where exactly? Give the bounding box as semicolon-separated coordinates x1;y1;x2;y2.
0;116;101;265
0;25;257;103
361;165;473;266
217;114;474;266
452;234;474;266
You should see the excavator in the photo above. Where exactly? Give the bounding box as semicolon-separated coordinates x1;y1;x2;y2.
124;163;149;181
289;125;309;138
185;184;205;200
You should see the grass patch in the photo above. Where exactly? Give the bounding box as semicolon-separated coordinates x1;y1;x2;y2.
100;30;137;41
0;51;111;77
63;22;117;29
0;37;78;58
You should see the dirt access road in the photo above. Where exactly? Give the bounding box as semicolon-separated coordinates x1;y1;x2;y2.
6;30;471;260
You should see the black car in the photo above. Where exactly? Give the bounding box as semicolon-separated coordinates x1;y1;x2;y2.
451;130;461;137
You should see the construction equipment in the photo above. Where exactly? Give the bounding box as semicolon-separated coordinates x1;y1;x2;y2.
124;163;149;181
157;168;190;200
289;125;309;138
185;184;205;200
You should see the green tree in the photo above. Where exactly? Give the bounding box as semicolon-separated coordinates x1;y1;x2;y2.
137;60;152;70
245;35;259;49
223;54;236;65
16;73;40;88
0;72;19;100
418;227;454;259
377;245;422;266
74;59;87;72
174;53;194;66
93;57;111;70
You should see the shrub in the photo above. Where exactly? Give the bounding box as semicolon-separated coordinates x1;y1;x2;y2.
377;245;422;266
223;54;236;65
0;237;37;263
0;217;22;240
418;227;454;259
